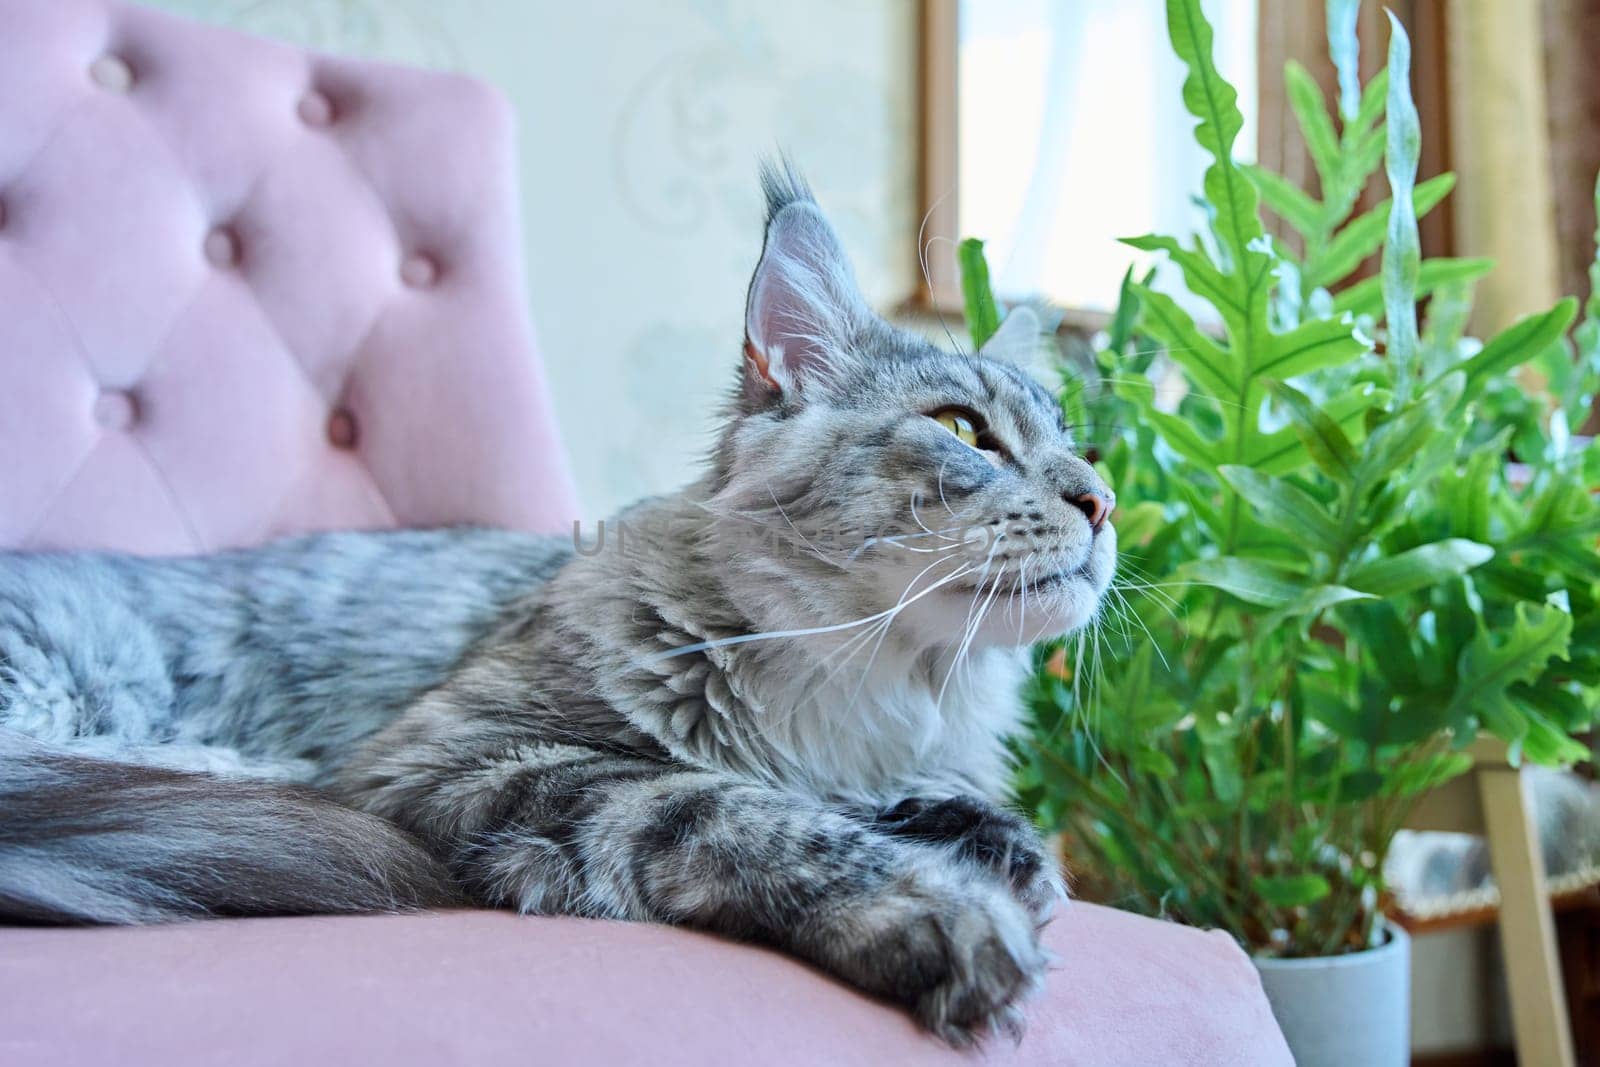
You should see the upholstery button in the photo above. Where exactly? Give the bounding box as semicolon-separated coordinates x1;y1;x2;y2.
89;55;134;93
326;408;358;449
400;253;439;288
93;389;139;430
297;91;334;127
204;226;240;267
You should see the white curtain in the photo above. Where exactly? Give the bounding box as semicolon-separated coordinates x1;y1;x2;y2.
959;0;1258;314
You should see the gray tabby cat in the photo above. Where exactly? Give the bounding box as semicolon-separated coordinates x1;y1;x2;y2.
0;166;1116;1044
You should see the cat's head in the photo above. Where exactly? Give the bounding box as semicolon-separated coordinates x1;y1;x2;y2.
709;164;1115;650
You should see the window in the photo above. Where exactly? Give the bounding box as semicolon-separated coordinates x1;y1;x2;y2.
921;0;1259;318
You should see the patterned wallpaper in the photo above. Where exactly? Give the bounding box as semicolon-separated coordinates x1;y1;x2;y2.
140;0;920;518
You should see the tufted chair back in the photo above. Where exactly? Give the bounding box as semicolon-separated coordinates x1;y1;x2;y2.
0;0;577;556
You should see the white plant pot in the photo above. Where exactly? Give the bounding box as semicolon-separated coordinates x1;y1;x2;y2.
1252;923;1410;1067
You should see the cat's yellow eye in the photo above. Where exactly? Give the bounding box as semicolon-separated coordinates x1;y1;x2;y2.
931;409;979;448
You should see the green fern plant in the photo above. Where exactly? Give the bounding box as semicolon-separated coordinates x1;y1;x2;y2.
969;0;1600;957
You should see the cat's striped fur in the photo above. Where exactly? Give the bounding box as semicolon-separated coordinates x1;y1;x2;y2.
0;166;1116;1044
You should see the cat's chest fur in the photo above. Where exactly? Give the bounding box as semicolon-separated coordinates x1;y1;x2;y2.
624;640;1025;805
532;559;1029;806
736;644;1023;803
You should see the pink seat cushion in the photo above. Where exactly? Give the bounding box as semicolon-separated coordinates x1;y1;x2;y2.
0;905;1289;1065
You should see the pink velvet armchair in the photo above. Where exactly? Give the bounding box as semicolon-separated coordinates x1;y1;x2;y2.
0;1;1289;1063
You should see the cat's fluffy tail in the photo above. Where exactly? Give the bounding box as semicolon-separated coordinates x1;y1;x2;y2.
0;731;463;923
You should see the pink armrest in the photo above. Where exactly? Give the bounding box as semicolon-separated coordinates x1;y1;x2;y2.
0;903;1289;1065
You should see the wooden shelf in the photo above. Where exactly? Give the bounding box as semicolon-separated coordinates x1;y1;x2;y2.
1392;885;1600;936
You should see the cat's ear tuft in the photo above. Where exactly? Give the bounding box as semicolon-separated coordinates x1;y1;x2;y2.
976;305;1053;376
742;163;869;404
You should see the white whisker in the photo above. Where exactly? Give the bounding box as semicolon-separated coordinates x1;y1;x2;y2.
645;561;976;662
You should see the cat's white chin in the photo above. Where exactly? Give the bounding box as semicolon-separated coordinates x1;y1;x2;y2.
894;570;1110;649
896;575;1107;652
874;528;1116;650
964;574;1106;647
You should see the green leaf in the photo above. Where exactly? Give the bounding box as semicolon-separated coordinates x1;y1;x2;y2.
958;238;1001;350
1178;556;1307;607
1195;715;1244;805
1131;283;1237;399
1518;706;1592;765
1421;281;1480;379
1218;465;1339;549
1239;429;1317;479
1105;264;1142;354
1304;686;1367;743
1147;407;1221;468
1444;447;1497;542
1120;235;1239;319
1306;173;1455;290
1342;601;1421;694
1449;602;1574;735
1268;381;1358;481
1450;298;1580;403
1475;560;1553;604
1244;164;1322;239
1112;500;1165;547
1336;769;1386;802
1515;683;1594;735
1345;539;1494;597
1243;386;1382;475
1253;873;1332;908
1350;69;1389;143
1166;0;1267;282
1332;256;1493;319
1346;125;1389;199
1251;316;1369;383
1172;475;1228;543
1518;474;1600;541
1429;566;1483;659
1383;753;1473;798
1356;374;1463;481
1382;13;1422;398
1106;640;1157;720
1261;583;1376;630
1285;61;1339;190
1131;748;1181;779
1542;539;1600;586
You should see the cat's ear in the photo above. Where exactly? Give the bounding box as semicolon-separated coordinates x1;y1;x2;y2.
976;305;1049;370
742;166;869;404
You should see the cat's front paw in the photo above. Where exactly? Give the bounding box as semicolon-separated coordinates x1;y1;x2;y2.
910;883;1050;1045
848;872;1049;1046
1009;849;1067;925
877;796;1066;923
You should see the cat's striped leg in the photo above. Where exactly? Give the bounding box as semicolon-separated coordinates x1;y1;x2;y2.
871;795;1066;923
343;740;1047;1045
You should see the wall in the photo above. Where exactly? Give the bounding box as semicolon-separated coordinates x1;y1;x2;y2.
139;0;920;519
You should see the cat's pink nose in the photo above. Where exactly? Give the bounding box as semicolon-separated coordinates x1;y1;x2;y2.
1068;491;1112;533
